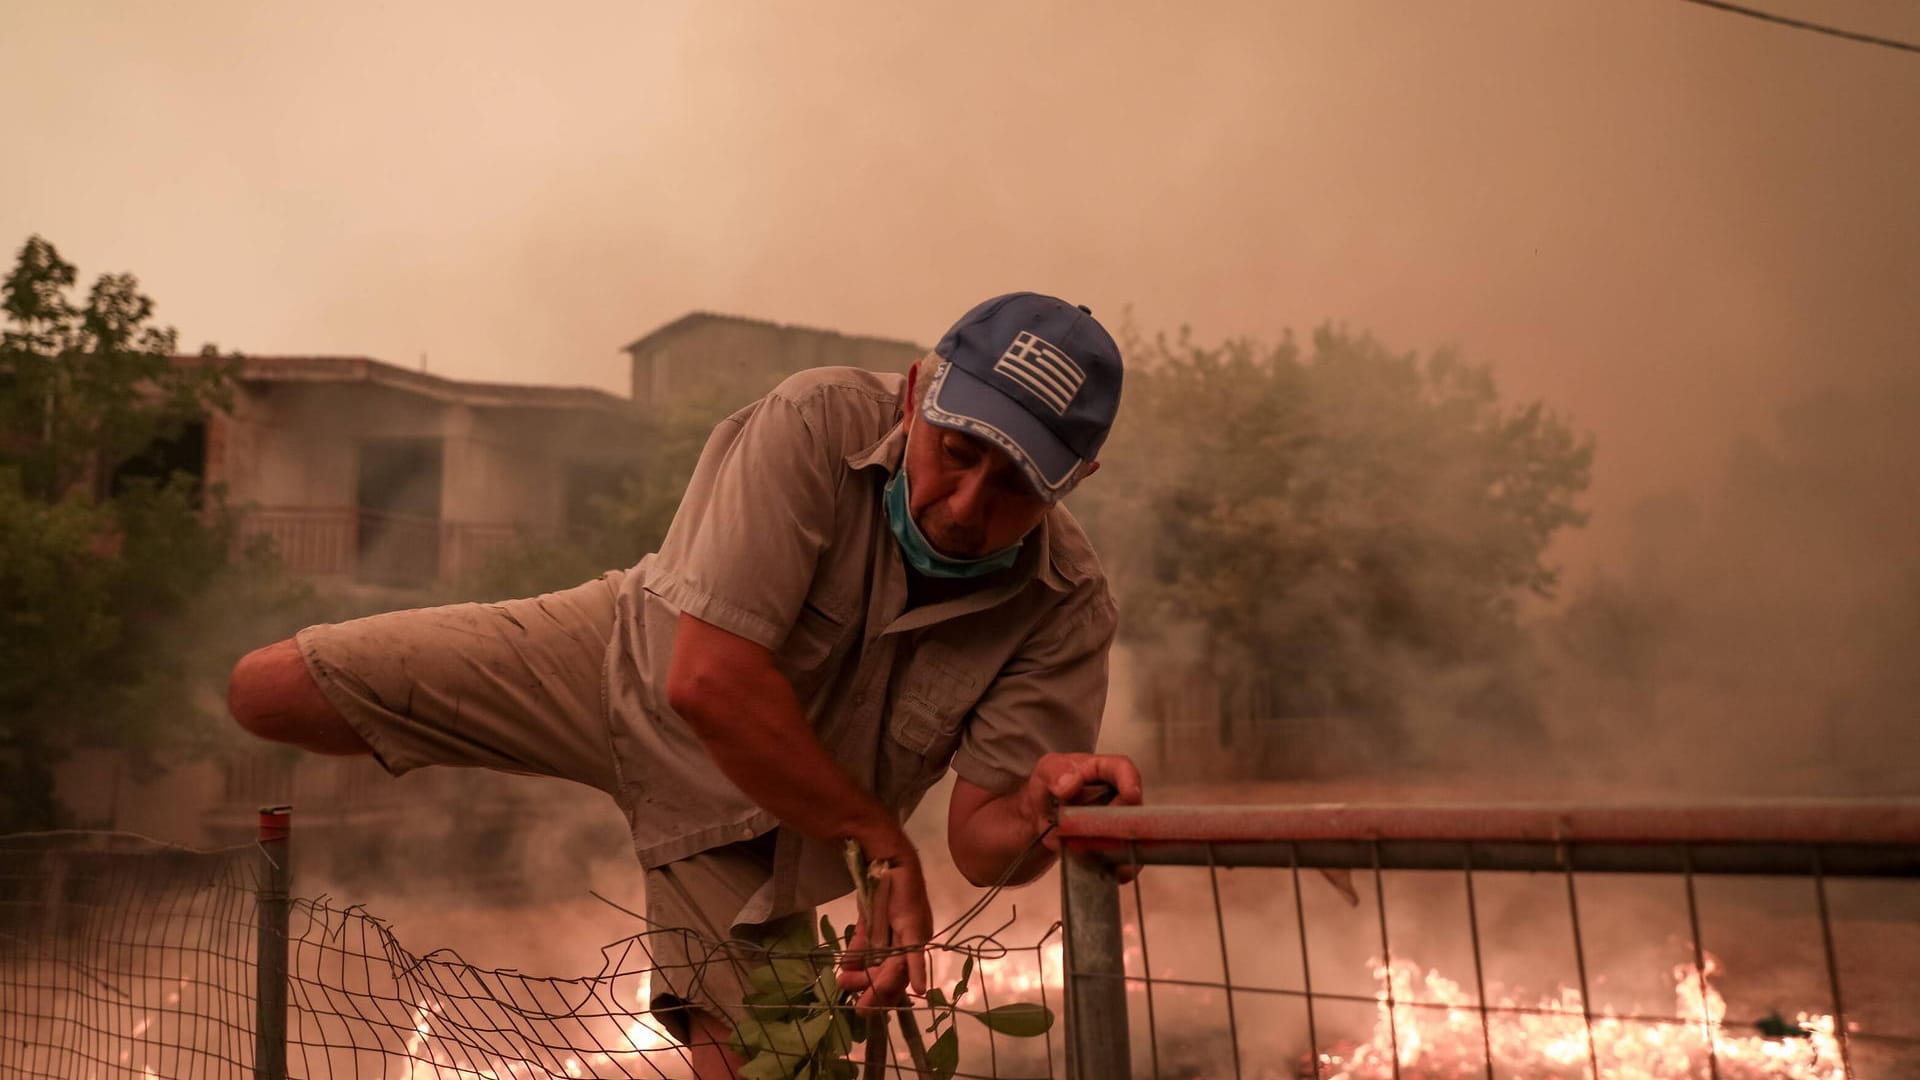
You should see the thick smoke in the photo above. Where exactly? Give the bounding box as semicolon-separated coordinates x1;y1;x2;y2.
1541;374;1920;798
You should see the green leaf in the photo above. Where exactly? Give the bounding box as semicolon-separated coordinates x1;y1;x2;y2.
955;956;974;1000
819;914;838;950
780;1011;838;1057
738;1052;795;1080
927;1026;960;1080
741;988;801;1022
732;1016;783;1051
817;1060;858;1080
813;964;840;1008
826;998;854;1052
971;1002;1055;1038
739;1009;839;1075
924;986;949;1032
748;959;822;1000
775;915;820;955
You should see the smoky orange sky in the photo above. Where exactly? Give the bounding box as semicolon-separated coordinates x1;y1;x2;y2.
4;1;1917;568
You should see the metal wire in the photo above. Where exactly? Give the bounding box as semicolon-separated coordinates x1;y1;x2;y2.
1128;840;1161;1080
1812;846;1857;1080
1058;802;1920;1080
1460;849;1495;1080
1682;843;1725;1080
1368;840;1403;1080
1560;857;1602;1080
1288;842;1322;1080
0;832;1059;1080
1205;843;1243;1080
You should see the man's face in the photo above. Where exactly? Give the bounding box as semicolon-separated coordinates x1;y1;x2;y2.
901;408;1052;558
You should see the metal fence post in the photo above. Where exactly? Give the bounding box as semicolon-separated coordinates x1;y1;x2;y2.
1062;845;1131;1080
255;805;291;1080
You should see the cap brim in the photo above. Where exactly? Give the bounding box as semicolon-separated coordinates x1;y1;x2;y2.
922;361;1080;499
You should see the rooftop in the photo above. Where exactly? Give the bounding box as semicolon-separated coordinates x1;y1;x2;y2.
622;310;923;356
217;354;634;414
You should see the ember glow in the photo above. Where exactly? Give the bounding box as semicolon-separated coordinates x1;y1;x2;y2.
957;935;1846;1080
390;973;681;1080
1321;952;1843;1080
981;940;1066;1000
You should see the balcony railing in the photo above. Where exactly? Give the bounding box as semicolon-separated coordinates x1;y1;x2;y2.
235;505;357;575
235;506;536;585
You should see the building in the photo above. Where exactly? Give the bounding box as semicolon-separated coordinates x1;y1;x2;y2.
179;315;923;590
204;355;644;588
624;311;922;411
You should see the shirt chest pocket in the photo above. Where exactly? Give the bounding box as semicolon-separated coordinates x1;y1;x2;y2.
776;599;854;702
888;648;980;758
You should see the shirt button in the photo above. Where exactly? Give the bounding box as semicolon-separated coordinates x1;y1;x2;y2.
738;826;756;840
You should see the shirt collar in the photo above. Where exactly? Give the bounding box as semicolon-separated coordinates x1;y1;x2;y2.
844;419;906;474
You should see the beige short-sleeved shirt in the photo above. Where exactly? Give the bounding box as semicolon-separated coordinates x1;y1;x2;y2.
607;366;1117;921
297;365;1118;932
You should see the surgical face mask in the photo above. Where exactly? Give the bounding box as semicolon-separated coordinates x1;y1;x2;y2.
883;466;1021;579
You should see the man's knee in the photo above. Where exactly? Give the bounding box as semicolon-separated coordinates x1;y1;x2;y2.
228;638;370;755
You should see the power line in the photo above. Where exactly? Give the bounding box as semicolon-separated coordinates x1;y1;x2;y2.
1677;0;1920;54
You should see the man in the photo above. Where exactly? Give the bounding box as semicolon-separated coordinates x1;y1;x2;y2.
227;292;1142;1076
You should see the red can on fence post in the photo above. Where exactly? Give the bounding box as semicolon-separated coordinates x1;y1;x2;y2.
255;805;291;1080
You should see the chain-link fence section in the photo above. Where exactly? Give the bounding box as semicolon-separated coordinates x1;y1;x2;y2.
0;811;1066;1079
2;827;262;1079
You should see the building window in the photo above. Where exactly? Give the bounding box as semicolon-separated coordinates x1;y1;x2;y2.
111;420;207;504
355;437;443;587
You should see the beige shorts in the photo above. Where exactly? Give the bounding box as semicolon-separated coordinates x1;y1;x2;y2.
294;572;816;1041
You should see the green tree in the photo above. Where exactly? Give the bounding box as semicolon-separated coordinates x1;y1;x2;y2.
0;235;291;828
1;236;231;500
1078;325;1592;765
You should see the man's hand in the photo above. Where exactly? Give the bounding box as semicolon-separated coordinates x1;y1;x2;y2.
1017;753;1145;852
946;752;1145;888
835;850;933;1016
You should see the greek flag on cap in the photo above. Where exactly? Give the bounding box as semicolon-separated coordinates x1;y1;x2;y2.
994;331;1086;416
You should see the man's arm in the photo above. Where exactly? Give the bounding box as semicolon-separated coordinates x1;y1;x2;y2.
667;612;931;1006
667;612;911;859
946;753;1143;888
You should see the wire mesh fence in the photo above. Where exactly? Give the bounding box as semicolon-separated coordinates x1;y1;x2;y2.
1055;801;1920;1080
0;812;1067;1079
1;828;261;1078
11;801;1919;1080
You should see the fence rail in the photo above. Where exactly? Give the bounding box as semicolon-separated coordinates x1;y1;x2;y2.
1057;800;1920;1080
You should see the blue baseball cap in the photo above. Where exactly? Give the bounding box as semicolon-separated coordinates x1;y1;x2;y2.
921;292;1123;501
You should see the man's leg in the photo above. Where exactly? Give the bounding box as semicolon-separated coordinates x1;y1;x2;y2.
225;571;624;790
229;638;371;755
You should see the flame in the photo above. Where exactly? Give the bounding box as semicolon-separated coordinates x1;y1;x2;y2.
986;940;1066;999
967;938;1843;1080
388;969;680;1080
1320;952;1844;1080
